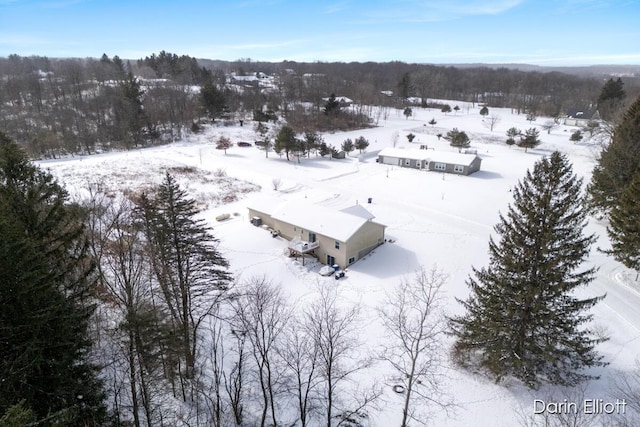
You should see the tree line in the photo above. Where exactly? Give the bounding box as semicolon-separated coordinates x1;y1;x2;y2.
2;52;639;160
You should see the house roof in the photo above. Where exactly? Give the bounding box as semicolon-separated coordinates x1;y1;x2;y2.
339;204;376;220
249;201;383;242
566;108;598;119
321;96;353;104
230;75;259;82
378;147;480;166
379;147;431;161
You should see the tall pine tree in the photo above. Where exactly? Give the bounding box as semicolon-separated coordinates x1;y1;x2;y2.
0;134;107;425
518;127;541;152
588;95;640;215
605;167;640;277
138;173;231;395
450;151;606;389
597;77;626;121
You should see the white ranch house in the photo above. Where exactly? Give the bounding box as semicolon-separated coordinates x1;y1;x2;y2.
377;147;482;176
563;108;600;126
248;201;386;269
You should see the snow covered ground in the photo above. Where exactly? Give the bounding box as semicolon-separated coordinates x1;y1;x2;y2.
38;103;640;426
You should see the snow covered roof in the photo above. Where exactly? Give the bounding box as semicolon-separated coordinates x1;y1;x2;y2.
339;204;376;220
378;147;479;166
230;75;259;82
566;108;598;119
250;201;382;242
321;96;353;104
379;147;431;161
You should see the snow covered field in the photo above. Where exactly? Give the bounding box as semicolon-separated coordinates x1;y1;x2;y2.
39;103;640;426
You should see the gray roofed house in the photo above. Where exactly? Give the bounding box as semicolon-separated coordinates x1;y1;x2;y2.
377;147;482;176
563;108;600;126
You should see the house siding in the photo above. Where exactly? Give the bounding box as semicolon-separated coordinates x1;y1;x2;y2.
468;157;482;174
247;207;385;269
379;155;399;166
344;221;386;266
425;160;476;175
377;150;481;176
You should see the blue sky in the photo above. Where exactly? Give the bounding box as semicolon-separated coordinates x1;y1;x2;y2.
1;0;638;66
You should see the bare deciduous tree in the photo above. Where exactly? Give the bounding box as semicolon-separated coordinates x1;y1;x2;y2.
305;285;380;427
278;315;321;427
198;313;229;427
392;130;400;148
378;266;454;426
608;359;640;426
232;277;292;427
84;186;167;427
541;119;559;134
483;114;501;132
224;330;247;426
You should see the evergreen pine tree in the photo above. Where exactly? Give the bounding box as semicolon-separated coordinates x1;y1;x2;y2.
518;127;541;152
341;138;354;154
323;93;341;116
355;136;369;153
597;77;626;121
0;135;107;425
450;151;606;389
445;128;470;151
200;80;227;120
274;125;297;161
117;72;146;149
397;73;412;100
138;173;231;388
588;95;640;215
304;131;323;157
605;167;640;277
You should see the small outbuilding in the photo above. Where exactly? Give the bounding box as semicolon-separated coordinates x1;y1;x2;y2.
377;147;482;176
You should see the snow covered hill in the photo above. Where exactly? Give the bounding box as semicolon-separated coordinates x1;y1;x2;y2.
39;102;640;426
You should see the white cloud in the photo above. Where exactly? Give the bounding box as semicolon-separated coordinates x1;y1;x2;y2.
363;0;525;23
323;1;350;15
430;0;526;15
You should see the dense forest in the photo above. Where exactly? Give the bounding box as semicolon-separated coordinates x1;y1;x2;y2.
0;51;638;159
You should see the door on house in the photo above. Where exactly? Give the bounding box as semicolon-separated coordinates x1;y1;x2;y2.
327;255;336;266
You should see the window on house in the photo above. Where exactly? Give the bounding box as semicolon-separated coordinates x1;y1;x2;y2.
335;241;340;249
309;232;316;242
434;163;446;171
348;256;355;264
454;164;464;173
405;159;410;166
